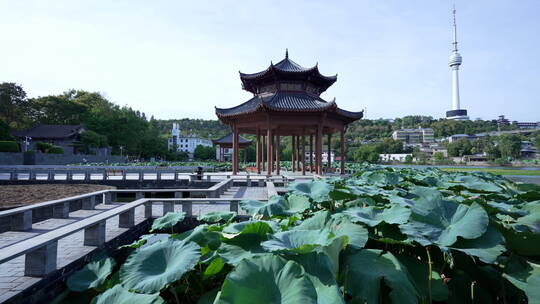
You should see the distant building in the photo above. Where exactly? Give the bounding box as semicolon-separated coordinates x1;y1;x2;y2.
11;124;85;154
304;151;335;163
497;115;510;126
380;153;413;162
447;134;477;143
515;121;540;129
167;123;212;155
392;128;434;145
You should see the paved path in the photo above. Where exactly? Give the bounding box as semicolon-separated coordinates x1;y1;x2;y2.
0;185;267;303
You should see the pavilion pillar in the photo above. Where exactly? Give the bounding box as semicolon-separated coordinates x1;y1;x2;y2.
297;136;301;171
309;135;314;172
262;135;266;171
301;134;306;175
327;133;332;173
267;128;273;176
276;135;280;175
340;128;345;175
256;129;261;174
232;124;238;175
316;125;323;175
291;135;296;172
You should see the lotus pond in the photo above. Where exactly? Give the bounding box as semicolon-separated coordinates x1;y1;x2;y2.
55;165;540;303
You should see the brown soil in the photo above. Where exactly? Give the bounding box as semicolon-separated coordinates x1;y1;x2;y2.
0;184;116;209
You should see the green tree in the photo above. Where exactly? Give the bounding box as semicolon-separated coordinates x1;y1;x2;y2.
0;120;13;140
80;130;108;154
447;138;473;157
498;134;522;159
404;154;413;164
0;82;30;128
353;145;379;163
194;145;215;160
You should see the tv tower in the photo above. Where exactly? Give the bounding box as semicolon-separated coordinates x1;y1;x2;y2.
446;6;469;120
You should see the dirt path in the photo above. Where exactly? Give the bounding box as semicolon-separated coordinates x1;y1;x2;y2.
0;184;115;209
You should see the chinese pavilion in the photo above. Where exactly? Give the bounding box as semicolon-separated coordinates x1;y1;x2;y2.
212;133;252;162
215;50;363;175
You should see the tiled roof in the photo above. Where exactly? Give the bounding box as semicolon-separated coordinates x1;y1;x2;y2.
215;91;336;117
212;133;252;145
11;124;84;139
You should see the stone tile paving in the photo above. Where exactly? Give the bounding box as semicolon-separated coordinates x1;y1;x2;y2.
0;186;261;302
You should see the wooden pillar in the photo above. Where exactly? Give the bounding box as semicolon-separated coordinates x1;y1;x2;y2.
267;128;273;176
327;133;332;173
291;135;296;172
297;136;301;171
316;125;323;175
309;135;314;172
276;135;281;175
232;124;238;175
340;128;345;175
262;135;266;171
256;129;261;174
301;134;306;175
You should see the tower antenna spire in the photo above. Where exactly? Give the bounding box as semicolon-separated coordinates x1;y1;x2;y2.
285;48;289;59
452;5;458;52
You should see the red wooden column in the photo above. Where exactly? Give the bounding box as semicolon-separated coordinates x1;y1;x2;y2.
291;135;296;172
327;133;332;173
301;134;306;175
232;124;238;175
276;135;281;175
262;135;266;171
267;128;273;176
256;129;261;174
309;135;313;172
296;136;302;171
340;128;345;175
316;125;323;175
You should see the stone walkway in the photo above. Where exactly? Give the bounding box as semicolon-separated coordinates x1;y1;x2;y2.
0;186;268;303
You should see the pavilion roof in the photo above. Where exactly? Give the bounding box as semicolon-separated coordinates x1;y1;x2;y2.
212;133;252;145
215;91;363;120
239;51;337;94
11;124;84;139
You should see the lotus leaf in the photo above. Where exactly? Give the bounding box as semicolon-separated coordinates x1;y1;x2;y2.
288;180;333;202
67;257;116;291
91;285;164;304
120;238;201;293
198;211;237;223
340;249;419;304
261;229;335;254
216;254;317;304
150;211;185;232
343;205;411;227
240;195;309;217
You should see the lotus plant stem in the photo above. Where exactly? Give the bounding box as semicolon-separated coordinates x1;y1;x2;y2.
471;281;476;302
426;246;433;304
170;287;180;304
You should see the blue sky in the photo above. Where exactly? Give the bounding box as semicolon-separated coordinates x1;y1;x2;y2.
1;0;539;121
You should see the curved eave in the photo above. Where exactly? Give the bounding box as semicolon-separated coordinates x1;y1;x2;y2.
334;108;364;120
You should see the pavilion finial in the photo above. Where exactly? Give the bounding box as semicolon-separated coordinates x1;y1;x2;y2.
285;48;289;59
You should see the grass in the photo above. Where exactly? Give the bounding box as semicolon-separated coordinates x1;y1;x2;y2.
441;167;540;176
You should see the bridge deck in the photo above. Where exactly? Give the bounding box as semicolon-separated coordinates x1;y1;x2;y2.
0;185;265;303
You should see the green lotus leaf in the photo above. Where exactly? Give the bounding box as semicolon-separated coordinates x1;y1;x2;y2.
197;211;237;223
294;210;331;230
223;219;279;234
240;195;308;217
525;274;540;304
120;238;201;293
449;225;506;263
327;217;368;249
288;180;333;202
344;205;411;227
150;211;185;232
175;224;221;250
360;170;402;186
261;229;335;254
399;187;489;246
340;249;419;304
119;234;157;249
450;175;503;193
395;255;449;302
67;257;116;291
216;254;317;304
511;207;540;234
219;222;274;265
287;252;345;304
503;258;540;304
91;285;164;304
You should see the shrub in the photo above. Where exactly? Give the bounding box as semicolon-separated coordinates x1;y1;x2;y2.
0;141;19;152
36;142;54;153
48;146;64;154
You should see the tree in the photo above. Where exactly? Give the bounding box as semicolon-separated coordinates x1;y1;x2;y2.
534;131;540;149
404;154;413;164
194;145;215;160
352;145;379;164
498;134;522;159
0;82;30;128
0;120;13;140
80;130;108;154
447;138;473;157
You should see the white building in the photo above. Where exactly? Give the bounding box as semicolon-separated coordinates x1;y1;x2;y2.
304;151;335;163
167;123;212;155
392;128;435;145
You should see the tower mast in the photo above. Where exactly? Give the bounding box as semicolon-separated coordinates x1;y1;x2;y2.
446;6;469;120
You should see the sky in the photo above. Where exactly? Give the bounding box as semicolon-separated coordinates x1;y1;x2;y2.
1;0;539;122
